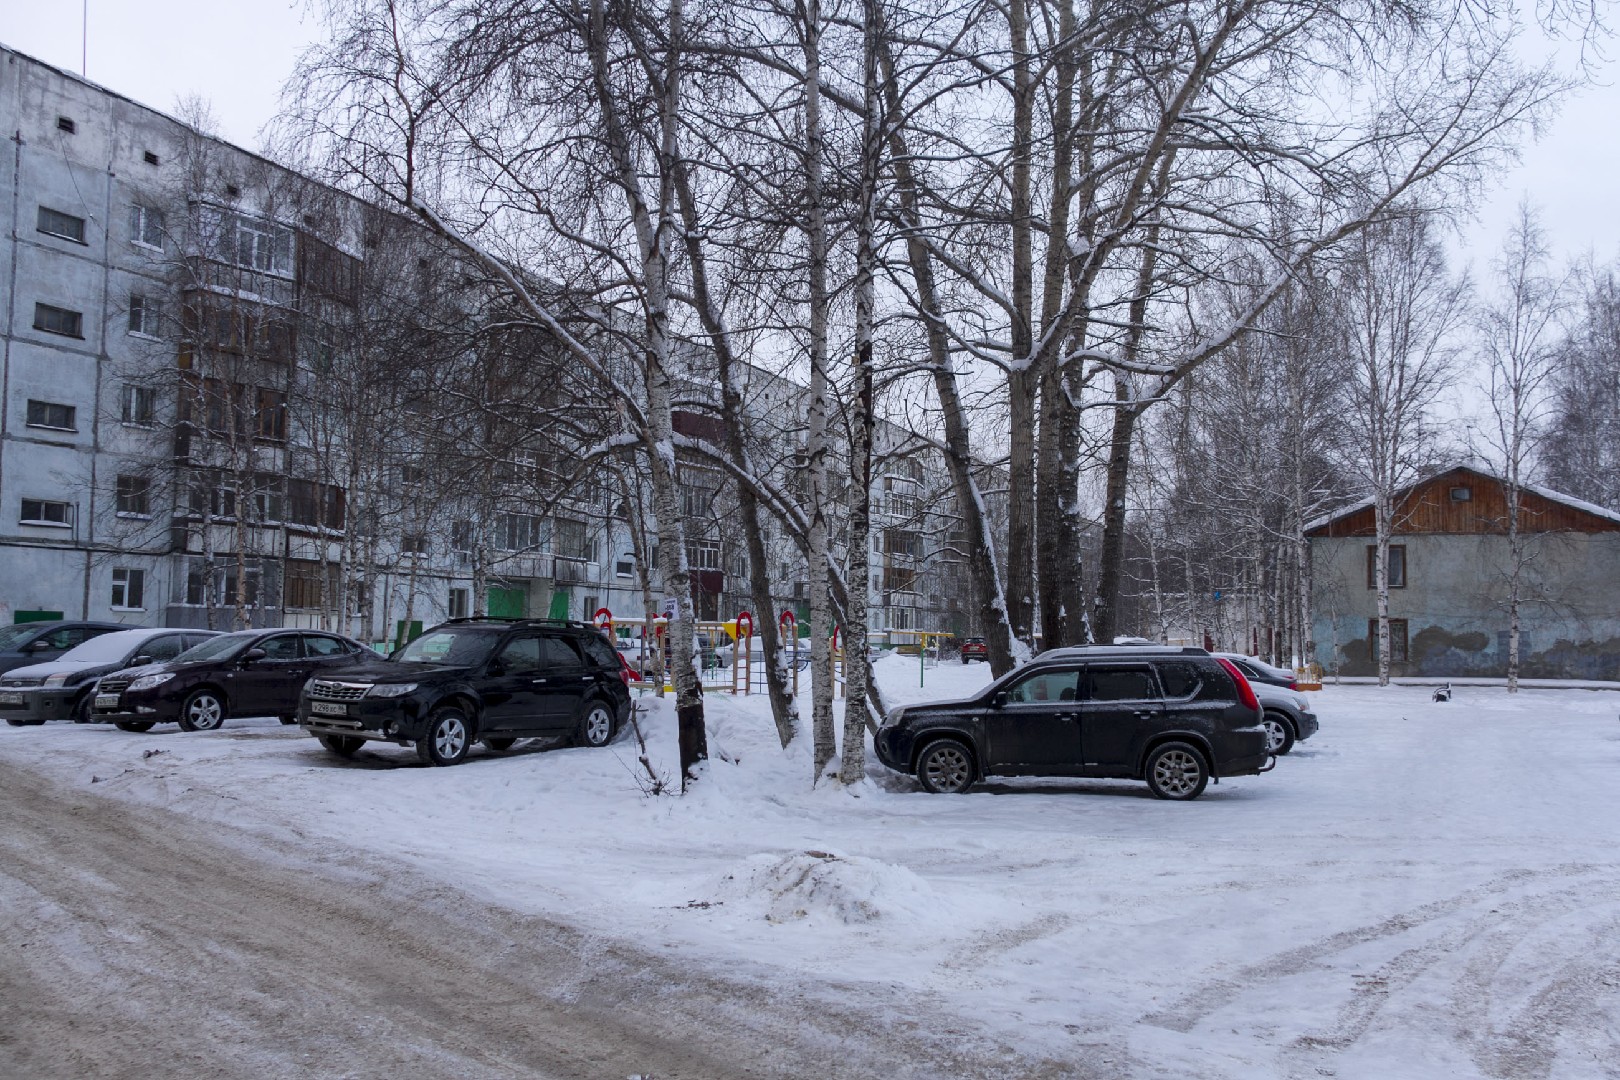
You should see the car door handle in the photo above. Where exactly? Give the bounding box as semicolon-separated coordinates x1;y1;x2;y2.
531;678;548;685
1057;713;1076;721
580;675;593;682
1134;710;1155;720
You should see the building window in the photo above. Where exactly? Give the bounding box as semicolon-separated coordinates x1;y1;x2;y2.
497;513;543;552
554;518;593;562
1449;486;1472;502
255;388;287;441
616;555;635;578
129;294;162;336
130;204;164;248
121;384;156;426
186;564;260;607
116;475;152;516
284;560;341;611
57;116;76;133
402;533;429;557
450;520;473;553
204;208;293;275
686;539;721;570
1368;619;1409;663
20;499;73;527
143;150;160;166
33;303;84;338
1366;544;1406;589
111;568;145;609
448;587;470;620
883;565;918;593
37;206;87;243
26;400;77;431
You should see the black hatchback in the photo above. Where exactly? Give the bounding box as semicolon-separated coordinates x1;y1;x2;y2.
297;618;633;766
91;629;372;732
874;646;1271;800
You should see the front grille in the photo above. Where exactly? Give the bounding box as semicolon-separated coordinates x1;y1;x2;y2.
0;677;42;689
97;678;131;695
309;681;370;701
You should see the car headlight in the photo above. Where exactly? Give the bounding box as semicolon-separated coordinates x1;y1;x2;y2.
885;707;906;728
43;673;70;688
367;683;417;698
128;673;176;691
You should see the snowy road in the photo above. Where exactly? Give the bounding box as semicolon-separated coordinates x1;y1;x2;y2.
3;666;1619;1078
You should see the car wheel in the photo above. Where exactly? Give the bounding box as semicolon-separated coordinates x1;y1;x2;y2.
1145;741;1209;801
278;715;298;726
73;693;94;724
1262;711;1296;756
575;702;616;748
483;737;517;752
4;718;25;727
177;690;227;732
317;734;364;757
114;720;156;733
415;706;472;766
916;739;975;794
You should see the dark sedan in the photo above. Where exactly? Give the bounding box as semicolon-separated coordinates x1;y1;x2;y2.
0;620;126;677
91;628;372;732
1;627;219;725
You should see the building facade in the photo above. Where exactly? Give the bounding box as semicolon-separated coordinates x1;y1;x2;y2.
1307;466;1620;679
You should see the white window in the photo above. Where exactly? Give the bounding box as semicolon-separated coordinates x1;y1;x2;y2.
686;539;721;570
130;204;164;249
554;518;593;562
111;568;145;609
116;475;152;517
497;513;543;552
26;400;76;431
121;384;156;426
21;499;74;527
38;206;86;243
448;587;470;619
128;294;162;336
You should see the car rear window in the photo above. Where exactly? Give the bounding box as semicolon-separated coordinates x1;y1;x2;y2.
1155;661;1202;699
538;637;583;667
577;634;619;668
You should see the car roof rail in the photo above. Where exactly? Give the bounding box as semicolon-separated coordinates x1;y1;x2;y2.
436;616;601;632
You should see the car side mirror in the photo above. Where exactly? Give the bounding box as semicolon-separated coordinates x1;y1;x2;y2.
241;647;268;664
486;661;505;677
991;691;1008;708
26;639;53;651
131;655;153;666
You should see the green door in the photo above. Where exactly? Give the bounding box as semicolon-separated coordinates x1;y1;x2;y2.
547;588;571;621
14;610;65;624
487;586;526;618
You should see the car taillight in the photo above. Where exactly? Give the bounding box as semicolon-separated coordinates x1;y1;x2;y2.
617;654;633;686
1284;678;1297;691
1216;657;1259;713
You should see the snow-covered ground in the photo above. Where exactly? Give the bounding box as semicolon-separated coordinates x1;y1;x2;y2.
5;656;1618;1078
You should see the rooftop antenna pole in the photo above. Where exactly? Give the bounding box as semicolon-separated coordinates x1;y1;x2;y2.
82;0;88;75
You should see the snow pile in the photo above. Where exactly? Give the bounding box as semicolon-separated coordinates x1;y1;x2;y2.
716;849;944;925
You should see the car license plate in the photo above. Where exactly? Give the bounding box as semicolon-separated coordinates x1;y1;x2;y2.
0;691;24;706
311;701;349;717
95;694;121;709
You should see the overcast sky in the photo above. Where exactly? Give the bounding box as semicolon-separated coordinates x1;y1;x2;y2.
5;2;1618;275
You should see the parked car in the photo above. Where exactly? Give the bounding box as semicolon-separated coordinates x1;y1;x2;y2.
0;620;126;678
874;645;1271;800
959;636;988;663
1215;653;1299;690
0;628;220;726
298;617;633;766
1250;680;1318;755
90;629;371;732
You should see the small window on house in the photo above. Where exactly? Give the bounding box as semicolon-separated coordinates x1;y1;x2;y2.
1366;544;1406;589
129;294;162;336
225;183;241;197
1367;618;1409;663
57;116;76;133
255;387;287;441
448;587;470;620
143;150;160;166
400;464;425;484
111;568;146;609
33;303;84;338
21;499;74;527
1450;486;1472;502
130;205;164;248
37;206;87;243
616;555;635;578
402;533;429;556
116;475;152;516
120;384;156;426
26;400;77;431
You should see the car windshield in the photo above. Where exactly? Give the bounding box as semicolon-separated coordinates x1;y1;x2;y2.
172;634;254;664
0;624;40;651
56;631;153;664
393;629;498;667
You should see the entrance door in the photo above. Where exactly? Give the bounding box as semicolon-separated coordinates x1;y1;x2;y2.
487;585;527;619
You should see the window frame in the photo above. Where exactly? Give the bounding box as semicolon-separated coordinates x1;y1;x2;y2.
110;567;146;610
1365;543;1407;590
120;384;156;427
115;474;152;518
25;399;77;432
20;499;74;528
37;205;87;244
130;204;164;249
1367;618;1410;664
33;302;84;339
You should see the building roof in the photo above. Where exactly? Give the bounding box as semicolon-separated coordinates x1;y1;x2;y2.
1304;465;1620;537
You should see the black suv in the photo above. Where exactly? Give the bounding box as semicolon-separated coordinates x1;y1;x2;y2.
297;618;633;766
874;646;1271;800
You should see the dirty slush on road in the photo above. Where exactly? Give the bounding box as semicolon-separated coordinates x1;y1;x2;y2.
0;759;1099;1080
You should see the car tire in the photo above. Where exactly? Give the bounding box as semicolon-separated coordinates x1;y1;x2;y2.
483;737;517;752
177;689;227;732
317;734;365;757
73;693;94;724
916;738;976;794
278;715;298;726
114;720;156;733
1262;711;1296;756
1145;741;1209;801
416;706;472;766
575;702;616;748
4;718;25;727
